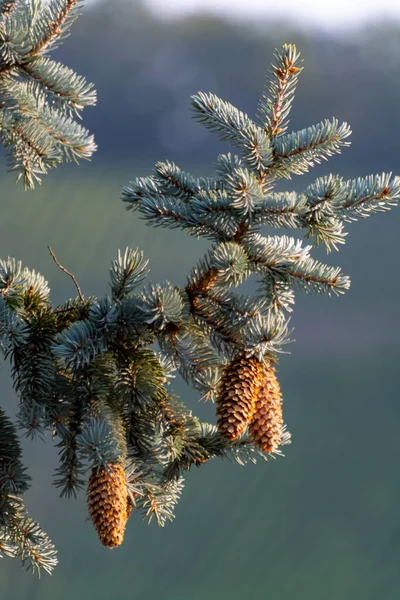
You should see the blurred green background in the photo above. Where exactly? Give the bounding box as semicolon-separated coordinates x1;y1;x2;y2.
1;1;400;598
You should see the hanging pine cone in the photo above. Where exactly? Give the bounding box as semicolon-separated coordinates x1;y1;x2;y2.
87;462;129;548
249;361;283;454
216;354;264;440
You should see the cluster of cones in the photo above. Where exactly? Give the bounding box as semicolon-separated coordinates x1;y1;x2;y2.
216;354;284;453
87;354;283;549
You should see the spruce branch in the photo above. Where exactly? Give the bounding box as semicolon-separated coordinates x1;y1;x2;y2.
191;92;273;181
154;160;201;200
22;57;96;114
110;248;149;301
0;0;96;187
53;393;86;498
1;502;58;575
191;91;259;147
0;408;57;574
0;42;399;574
30;0;80;56
270;118;352;179
256;43;303;137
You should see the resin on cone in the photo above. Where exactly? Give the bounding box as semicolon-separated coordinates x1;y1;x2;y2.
249;361;283;454
87;462;129;548
216;354;264;440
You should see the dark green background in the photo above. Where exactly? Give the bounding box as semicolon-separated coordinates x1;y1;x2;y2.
1;2;400;598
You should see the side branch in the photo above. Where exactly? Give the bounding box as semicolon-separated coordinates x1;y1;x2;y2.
31;0;79;56
185;267;219;307
0;0;16;15
47;246;84;302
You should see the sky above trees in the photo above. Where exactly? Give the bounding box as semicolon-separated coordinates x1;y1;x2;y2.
114;0;400;31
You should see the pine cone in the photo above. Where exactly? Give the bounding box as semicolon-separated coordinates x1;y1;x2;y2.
249;361;283;454
216;354;264;440
87;462;129;548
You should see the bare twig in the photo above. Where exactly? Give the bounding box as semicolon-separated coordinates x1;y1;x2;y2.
47;246;84;302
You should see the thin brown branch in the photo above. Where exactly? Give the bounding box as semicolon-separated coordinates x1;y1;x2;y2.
47;245;84;302
342;186;390;210
152;205;227;238
267;65;294;137
285;269;338;287
0;0;16;16
207;290;261;319
273;133;342;161
159;172;197;198
185;267;218;301
13;123;48;158
250;254;340;290
22;64;77;100
269;78;289;136
233;221;249;243
191;295;241;346
31;0;79;56
254;205;299;218
0;65;16;77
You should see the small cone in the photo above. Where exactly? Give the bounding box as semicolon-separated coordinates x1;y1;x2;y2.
216;354;264;441
87;462;129;548
249;361;283;454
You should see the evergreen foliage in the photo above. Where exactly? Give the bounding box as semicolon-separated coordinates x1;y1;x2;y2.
0;0;96;188
0;35;398;576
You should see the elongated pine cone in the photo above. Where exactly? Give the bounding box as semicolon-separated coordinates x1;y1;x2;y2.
87;462;129;548
249;362;283;454
216;354;264;440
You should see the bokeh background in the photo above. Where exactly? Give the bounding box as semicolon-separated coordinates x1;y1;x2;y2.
1;1;400;598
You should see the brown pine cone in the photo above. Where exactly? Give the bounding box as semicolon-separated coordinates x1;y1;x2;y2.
87;462;129;548
216;354;264;441
249;361;283;454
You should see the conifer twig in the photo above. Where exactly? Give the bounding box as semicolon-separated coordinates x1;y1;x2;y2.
31;0;79;56
47;245;84;301
0;1;16;16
